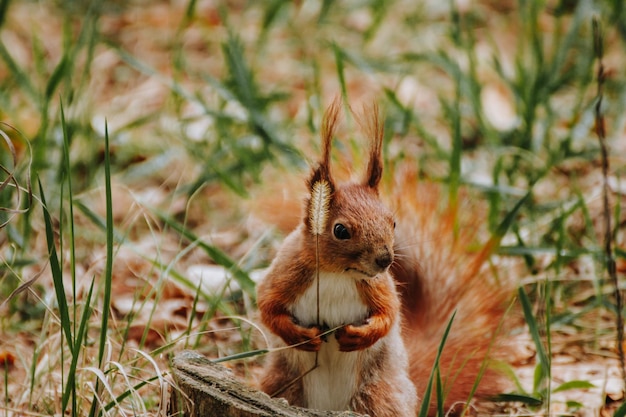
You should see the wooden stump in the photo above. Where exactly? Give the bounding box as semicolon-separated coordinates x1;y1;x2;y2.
169;350;366;417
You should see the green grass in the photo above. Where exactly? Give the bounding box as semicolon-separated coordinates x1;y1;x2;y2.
1;0;625;415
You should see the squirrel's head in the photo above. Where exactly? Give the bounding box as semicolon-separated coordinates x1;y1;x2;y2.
304;99;395;279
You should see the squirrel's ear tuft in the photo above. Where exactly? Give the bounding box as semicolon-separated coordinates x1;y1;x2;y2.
307;97;342;194
308;165;334;192
358;102;384;190
320;96;342;172
304;98;341;232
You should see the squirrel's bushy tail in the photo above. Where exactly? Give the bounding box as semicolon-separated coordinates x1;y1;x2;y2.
390;170;512;414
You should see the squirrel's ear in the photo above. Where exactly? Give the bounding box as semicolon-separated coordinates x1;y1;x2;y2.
305;99;341;233
360;102;384;190
307;97;341;193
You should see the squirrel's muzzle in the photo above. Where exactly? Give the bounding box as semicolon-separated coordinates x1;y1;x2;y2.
375;248;393;270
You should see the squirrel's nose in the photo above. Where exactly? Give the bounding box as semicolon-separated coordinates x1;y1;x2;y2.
375;252;393;269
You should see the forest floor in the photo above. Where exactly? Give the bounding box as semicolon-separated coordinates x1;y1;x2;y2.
1;1;626;416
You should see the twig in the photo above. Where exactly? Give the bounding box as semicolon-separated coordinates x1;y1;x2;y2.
592;17;625;389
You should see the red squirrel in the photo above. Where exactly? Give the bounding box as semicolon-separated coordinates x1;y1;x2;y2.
256;100;510;416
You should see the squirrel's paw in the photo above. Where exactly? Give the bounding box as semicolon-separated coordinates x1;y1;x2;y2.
335;322;381;352
282;324;323;352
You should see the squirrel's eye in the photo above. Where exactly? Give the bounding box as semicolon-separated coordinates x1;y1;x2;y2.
393;221;396;229
333;223;351;240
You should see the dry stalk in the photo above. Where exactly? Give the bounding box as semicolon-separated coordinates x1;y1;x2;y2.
593;17;625;389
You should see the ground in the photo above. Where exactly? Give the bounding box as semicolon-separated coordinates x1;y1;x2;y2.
1;0;626;416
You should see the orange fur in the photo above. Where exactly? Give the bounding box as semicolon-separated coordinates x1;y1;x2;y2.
335;276;400;352
390;171;511;414
256;230;323;352
255;101;512;416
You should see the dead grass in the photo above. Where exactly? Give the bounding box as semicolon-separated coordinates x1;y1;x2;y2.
1;0;626;416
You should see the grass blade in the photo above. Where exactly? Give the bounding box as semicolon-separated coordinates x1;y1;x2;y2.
73;199;124;242
0;0;10;28
211;349;269;363
493;393;543;407
0;41;37;100
518;286;550;391
435;367;444;417
45;53;68;100
61;277;95;414
418;311;456;417
89;121;114;417
60;101;78;329
103;375;161;412
157;211;256;296
552;380;594;393
447;76;462;220
333;43;348;104
39;178;73;355
97;120;114;366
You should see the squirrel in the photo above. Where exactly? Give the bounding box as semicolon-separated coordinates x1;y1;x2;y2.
255;99;511;416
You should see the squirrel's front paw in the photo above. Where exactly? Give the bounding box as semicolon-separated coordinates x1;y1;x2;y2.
335;322;381;352
281;324;323;352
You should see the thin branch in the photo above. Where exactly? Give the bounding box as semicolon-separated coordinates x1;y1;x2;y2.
593;17;625;389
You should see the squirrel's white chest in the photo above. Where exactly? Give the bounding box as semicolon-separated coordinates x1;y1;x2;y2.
291;272;369;328
289;273;371;411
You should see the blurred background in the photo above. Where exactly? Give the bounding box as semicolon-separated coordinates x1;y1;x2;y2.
1;0;625;415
